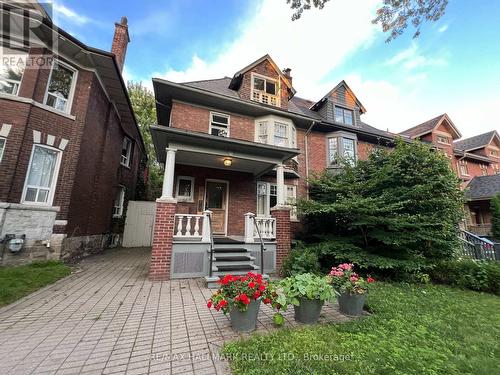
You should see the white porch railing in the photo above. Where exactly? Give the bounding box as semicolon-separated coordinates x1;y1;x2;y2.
174;212;211;241
244;213;276;242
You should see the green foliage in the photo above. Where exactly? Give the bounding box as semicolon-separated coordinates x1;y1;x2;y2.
430;259;500;294
298;139;464;275
223;283;500;374
0;261;71;307
491;193;500;240
279;273;336;306
281;243;321;276
127;81;163;200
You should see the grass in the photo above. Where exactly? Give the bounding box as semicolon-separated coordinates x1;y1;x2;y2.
0;261;72;307
223;283;500;374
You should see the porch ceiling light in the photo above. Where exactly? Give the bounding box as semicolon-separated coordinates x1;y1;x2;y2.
223;158;232;167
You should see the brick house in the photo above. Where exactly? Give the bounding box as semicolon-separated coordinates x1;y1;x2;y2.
400;115;500;236
0;3;145;265
149;54;400;281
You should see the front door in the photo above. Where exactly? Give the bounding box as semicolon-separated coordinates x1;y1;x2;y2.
205;180;228;235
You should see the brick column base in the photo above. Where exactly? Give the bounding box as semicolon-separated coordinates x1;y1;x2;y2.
149;200;176;281
271;207;291;275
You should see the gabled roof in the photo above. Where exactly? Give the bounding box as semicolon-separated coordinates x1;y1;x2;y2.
228;54;296;95
399;113;461;139
465;174;500;200
453;130;500;152
310;80;367;114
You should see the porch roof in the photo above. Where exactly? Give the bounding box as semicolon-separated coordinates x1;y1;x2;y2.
466;174;500;201
150;126;300;176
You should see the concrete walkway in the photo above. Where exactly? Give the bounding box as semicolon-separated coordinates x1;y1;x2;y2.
0;247;351;374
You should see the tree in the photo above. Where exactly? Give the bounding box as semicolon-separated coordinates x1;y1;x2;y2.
491;193;500;240
287;0;448;42
127;81;163;200
298;139;464;273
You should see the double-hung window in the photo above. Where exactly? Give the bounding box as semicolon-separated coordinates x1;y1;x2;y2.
113;186;125;217
210;112;229;137
0;47;27;95
327;133;357;166
176;176;195;202
121;137;133;167
252;74;279;107
459;160;469;176
44;60;77;113
255;116;296;148
22;145;61;205
480;164;488;176
0;137;5;162
334;106;354;125
257;182;297;220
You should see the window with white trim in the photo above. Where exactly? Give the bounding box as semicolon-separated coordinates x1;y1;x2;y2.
251;73;280;107
334;106;354;125
480;164;488;176
113;186;125;217
176;176;195;202
209;112;229;137
121;137;133;167
0;47;27;95
459;160;469;176
44;60;77;113
327;133;357;166
491;150;498;157
255;116;296;148
257;182;297;220
436;135;450;144
0;138;5;162
22;145;61;205
494;164;500;175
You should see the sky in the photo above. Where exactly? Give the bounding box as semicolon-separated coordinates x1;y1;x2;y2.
47;0;500;138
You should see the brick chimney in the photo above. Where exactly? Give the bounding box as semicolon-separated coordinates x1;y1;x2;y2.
283;68;292;86
111;16;130;73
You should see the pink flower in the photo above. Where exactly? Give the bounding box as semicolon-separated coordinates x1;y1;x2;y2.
339;263;353;271
329;270;344;277
350;275;359;282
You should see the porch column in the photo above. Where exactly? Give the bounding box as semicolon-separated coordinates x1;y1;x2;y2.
149;148;177;281
276;163;285;207
271;206;291;275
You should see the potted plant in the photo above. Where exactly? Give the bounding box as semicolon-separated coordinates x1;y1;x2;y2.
327;263;375;316
280;273;336;324
207;272;279;332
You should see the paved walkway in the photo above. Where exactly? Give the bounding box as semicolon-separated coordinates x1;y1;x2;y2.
0;247;351;374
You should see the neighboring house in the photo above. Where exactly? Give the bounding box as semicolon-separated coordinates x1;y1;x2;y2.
148;54;399;281
0;2;145;265
400;115;500;236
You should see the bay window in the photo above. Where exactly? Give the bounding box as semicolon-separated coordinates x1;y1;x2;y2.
0;47;27;95
44;60;77;113
255;116;296;148
252;73;279;107
257;182;297;220
22;145;61;205
327;132;357;166
210;112;229;137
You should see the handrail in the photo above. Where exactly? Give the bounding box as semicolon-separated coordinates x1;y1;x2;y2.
251;215;266;275
459;229;498;261
205;211;215;277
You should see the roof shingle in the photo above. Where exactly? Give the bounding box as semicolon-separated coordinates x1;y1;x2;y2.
453;131;497;151
466;174;500;200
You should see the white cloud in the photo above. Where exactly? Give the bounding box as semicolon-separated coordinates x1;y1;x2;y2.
152;0;380;100
438;24;449;33
386;43;447;70
52;2;90;26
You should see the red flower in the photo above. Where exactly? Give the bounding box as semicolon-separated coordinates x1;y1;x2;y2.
259;284;266;291
367;277;375;283
253;291;261;299
248;281;256;288
263;298;271;304
236;293;250;305
219;299;228;307
219;274;233;285
207;300;212;308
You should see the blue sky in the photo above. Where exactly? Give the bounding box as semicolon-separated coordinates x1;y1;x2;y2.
49;0;500;137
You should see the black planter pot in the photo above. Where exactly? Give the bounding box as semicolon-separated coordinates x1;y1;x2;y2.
293;297;324;324
338;292;366;316
229;299;261;332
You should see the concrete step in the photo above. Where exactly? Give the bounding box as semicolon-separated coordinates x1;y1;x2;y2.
213;254;255;261
211;264;260;275
212;247;248;253
213;259;255;267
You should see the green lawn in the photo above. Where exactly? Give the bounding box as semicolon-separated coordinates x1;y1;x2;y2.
0;261;72;307
223;283;500;374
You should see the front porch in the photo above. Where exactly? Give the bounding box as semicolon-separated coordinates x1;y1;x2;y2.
149;126;299;281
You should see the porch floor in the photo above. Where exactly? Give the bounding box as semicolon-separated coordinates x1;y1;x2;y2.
0;247;353;375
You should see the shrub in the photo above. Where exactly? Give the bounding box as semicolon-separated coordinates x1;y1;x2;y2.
430;259;500;294
491;193;500;240
281;244;321;276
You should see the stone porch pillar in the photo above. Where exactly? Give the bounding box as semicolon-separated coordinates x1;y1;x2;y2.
149;148;177;281
271;206;291;275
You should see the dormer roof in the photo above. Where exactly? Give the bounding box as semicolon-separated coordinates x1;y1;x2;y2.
228;54;296;95
453;130;500;152
310;80;367;114
399;113;461;139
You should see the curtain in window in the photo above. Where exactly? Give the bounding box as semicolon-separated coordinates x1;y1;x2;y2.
27;146;57;188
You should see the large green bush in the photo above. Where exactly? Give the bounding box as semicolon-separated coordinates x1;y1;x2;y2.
430;259;500;294
491;193;500;240
298;139;464;274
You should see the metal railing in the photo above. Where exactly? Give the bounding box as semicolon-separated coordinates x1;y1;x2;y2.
458;229;499;261
251;215;266;275
205;210;215;277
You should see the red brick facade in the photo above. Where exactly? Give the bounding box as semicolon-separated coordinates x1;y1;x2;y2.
149;201;176;281
272;208;291;274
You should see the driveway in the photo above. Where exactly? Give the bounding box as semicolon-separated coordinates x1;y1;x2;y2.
0;247;350;374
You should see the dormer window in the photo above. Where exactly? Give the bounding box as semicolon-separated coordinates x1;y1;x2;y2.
251;73;280;107
334;106;354;125
437;135;450;144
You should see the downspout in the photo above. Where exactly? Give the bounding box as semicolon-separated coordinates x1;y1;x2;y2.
304;121;316;199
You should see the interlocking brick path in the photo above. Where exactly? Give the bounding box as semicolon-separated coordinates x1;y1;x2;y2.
0;248;352;374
